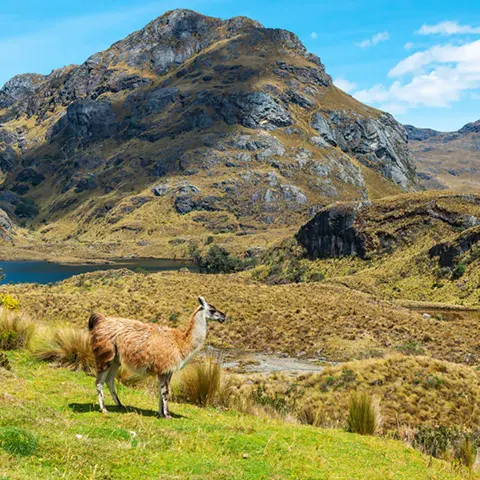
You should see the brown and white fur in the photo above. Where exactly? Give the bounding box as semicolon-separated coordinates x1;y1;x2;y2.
88;296;226;418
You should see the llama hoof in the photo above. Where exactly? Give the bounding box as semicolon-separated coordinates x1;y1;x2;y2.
156;412;172;419
101;409;109;415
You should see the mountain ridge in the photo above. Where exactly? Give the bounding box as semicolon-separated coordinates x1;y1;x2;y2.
405;120;480;192
0;9;417;259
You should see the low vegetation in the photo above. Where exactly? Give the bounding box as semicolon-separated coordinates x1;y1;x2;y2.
346;392;381;436
0;351;466;479
226;355;480;431
2;269;480;365
30;325;94;372
173;354;223;406
0;307;34;350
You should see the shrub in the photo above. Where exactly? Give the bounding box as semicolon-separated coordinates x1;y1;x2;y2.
0;294;20;310
0;427;38;457
413;426;462;458
190;243;250;274
0;308;34;350
452;263;467;280
13;198;39;219
346;392;380;436
31;325;94;372
174;354;222;407
454;436;476;470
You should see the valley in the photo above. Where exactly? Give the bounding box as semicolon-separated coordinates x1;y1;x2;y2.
1;7;480;480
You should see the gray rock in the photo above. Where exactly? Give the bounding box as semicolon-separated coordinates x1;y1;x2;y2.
280;184;308;205
312;111;417;189
0;208;13;231
0;73;45;109
176;182;201;195
151;184;171;196
296;203;366;258
212;92;292;130
0;146;18;173
51;99;117;144
311;114;337;146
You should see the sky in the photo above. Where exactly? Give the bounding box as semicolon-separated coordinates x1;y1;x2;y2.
0;0;479;131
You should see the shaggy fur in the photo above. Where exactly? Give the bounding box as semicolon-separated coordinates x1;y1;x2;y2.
89;297;226;418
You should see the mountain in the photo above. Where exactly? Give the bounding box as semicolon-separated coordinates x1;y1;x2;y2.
0;9;418;259
406;121;480;191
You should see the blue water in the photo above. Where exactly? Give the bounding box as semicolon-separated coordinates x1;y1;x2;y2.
0;259;197;285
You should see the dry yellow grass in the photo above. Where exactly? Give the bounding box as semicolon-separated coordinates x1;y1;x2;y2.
1;269;480;365
227;355;480;431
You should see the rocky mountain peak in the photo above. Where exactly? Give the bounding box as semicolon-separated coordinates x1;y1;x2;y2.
0;9;418;248
0;73;46;109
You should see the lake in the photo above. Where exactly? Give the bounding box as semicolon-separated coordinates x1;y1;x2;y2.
0;259;198;285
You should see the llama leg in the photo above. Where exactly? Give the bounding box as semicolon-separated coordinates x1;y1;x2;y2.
96;369;109;414
158;374;171;419
106;358;123;408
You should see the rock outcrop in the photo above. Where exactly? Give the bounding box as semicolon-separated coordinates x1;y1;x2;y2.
297;193;480;260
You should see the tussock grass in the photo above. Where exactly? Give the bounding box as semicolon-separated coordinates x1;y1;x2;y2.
173;354;223;407
0;308;35;350
346;392;381;435
226;355;480;431
31;325;94;372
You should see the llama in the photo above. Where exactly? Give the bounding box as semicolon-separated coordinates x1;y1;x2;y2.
88;296;226;418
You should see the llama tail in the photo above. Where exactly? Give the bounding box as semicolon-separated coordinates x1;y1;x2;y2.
88;312;105;332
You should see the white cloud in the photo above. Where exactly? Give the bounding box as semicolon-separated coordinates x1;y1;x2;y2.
334;77;357;93
356;31;390;48
418;21;480;36
404;42;414;50
352;39;480;112
310;32;318;39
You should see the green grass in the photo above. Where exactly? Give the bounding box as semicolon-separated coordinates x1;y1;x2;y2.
0;352;467;479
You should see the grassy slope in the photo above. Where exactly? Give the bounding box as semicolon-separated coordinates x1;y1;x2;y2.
0;352;464;480
0;269;433;362
230;355;480;430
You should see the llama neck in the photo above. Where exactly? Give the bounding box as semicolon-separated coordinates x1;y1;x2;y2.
182;307;207;356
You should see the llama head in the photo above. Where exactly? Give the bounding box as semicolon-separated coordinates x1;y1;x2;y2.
198;296;226;323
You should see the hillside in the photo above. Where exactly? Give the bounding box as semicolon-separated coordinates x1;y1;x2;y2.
294;191;480;306
0;9;417;260
0;351;464;479
406;121;480;192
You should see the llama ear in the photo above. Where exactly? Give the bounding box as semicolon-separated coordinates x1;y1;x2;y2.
198;296;208;309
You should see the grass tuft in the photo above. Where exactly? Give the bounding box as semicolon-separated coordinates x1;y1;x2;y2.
0;308;35;350
174;354;223;407
346;392;381;436
31;325;94;372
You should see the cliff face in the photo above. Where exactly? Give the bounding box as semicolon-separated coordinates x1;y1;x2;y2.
0;9;418;252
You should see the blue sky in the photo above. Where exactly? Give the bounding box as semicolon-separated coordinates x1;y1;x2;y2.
0;0;479;130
